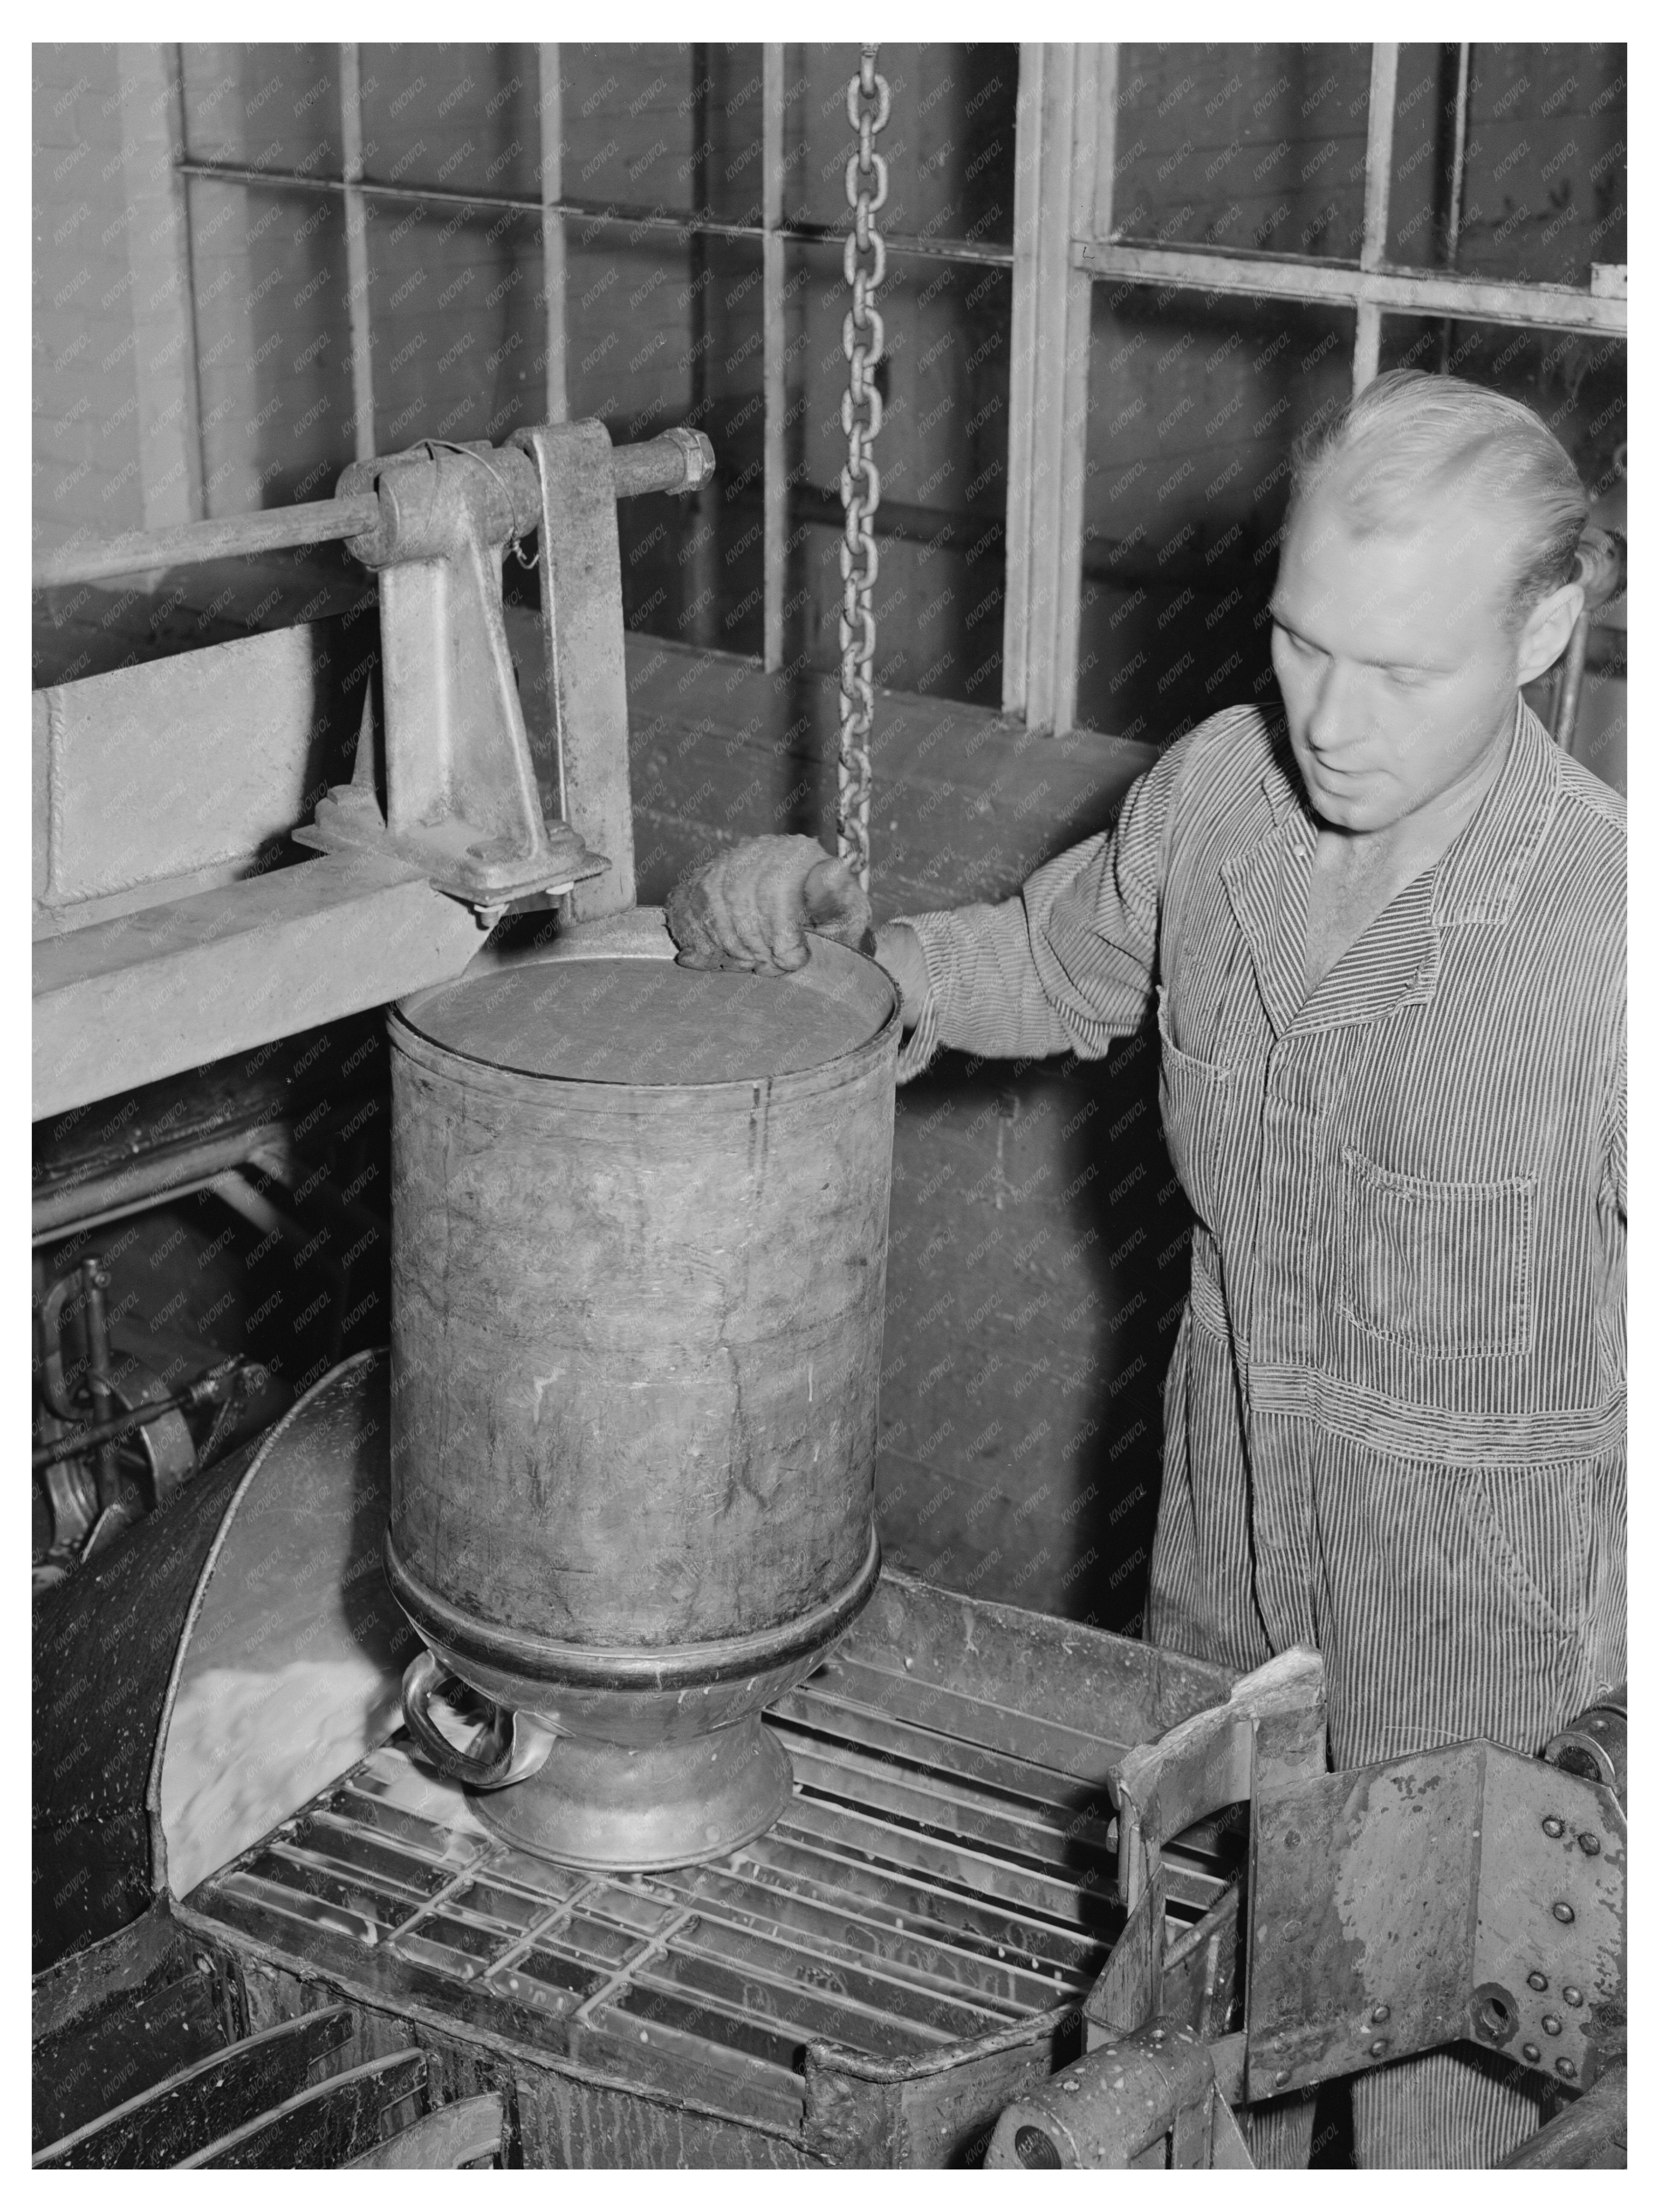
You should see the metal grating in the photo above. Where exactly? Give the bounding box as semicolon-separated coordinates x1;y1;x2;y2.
192;1650;1231;2129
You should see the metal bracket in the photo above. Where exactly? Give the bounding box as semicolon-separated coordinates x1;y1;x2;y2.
296;437;607;910
1245;1736;1626;2099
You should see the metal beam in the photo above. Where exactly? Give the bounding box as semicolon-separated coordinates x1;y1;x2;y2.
33;854;488;1122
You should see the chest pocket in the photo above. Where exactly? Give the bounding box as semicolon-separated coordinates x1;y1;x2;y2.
1156;988;1236;1235
1338;1145;1536;1358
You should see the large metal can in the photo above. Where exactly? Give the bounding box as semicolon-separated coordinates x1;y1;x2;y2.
384;915;896;1869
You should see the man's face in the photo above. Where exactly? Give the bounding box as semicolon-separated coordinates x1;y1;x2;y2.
1269;482;1531;835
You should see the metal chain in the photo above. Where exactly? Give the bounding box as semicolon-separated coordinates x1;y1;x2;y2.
837;45;889;894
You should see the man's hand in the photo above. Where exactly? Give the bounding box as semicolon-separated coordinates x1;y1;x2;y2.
666;836;870;974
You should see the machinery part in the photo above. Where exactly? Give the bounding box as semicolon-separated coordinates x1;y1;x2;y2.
34;2007;355;2168
178;1566;1242;2167
31;1361;248;1474
385;929;898;1867
1243;1736;1626;2099
178;2049;428;2168
31;494;383;592
837;46;889;894
33;848;490;1124
300;438;605;908
32;1352;418;1973
985;2021;1252;2169
344;2092;505;2170
78;1258;121;1510
1543;1686;1626;1806
1085;1646;1326;2051
1498;2060;1626;2169
30;433;715;594
512;421;639;922
298;425;714;910
398;1648;554;1790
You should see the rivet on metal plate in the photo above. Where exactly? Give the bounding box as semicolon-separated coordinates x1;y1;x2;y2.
1542;2014;1562;2036
1563;1986;1584;2008
1527;1971;1549;1992
1556;2058;1578;2080
1274;2069;1291;2088
1578;1832;1602;1856
1552;1901;1575;1923
1370;2004;1390;2024
1523;2044;1541;2063
1369;2039;1389;2058
1541;1816;1565;1838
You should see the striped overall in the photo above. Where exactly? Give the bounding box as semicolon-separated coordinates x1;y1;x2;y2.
899;701;1626;2166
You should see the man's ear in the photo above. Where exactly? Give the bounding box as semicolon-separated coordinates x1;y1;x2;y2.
1515;577;1586;688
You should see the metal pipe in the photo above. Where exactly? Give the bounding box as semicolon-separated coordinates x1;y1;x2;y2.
33;494;382;592
33;433;710;595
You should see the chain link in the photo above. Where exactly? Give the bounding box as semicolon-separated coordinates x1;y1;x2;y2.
836;44;889;894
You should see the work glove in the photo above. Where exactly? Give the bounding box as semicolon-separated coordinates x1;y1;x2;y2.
665;835;871;974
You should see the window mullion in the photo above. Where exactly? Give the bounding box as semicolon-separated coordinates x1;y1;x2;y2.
338;44;375;461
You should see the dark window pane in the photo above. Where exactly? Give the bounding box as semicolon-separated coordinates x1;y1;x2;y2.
358;44;541;202
1076;288;1352;742
369;201;545;449
182;45;342;175
1110;44;1373;258
188;179;354;513
561;45;699;216
785;44;1018;250
784;242;1012;708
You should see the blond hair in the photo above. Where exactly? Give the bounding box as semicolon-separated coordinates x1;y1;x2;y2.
1289;370;1588;626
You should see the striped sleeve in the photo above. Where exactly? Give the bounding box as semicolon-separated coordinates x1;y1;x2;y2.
893;735;1187;1081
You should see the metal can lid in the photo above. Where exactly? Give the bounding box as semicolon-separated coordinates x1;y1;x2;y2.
399;943;892;1086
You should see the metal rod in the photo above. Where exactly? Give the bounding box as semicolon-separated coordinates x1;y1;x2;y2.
1075;239;1627;337
32;494;382;591
78;1259;122;1510
170;157;1017;266
31;431;707;594
339;44;377;462
32;1385;196;1472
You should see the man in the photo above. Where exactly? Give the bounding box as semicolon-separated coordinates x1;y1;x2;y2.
666;371;1626;2167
